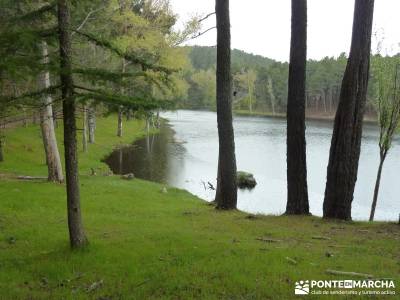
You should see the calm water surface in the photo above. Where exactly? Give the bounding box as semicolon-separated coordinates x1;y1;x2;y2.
105;110;399;221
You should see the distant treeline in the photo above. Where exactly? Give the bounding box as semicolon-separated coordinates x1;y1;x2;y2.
176;46;397;117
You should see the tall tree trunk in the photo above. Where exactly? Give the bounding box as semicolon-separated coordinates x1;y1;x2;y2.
323;0;375;220
328;86;333;112
215;0;237;209
286;0;309;215
155;110;160;128
322;87;329;113
38;41;64;183
117;57;126;137
146;116;150;135
57;0;88;248
267;76;276;115
117;106;123;137
22;107;27;127
88;104;95;143
82;105;87;153
369;152;386;221
247;73;253;113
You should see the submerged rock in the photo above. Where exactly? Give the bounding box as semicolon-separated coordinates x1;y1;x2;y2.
237;171;257;189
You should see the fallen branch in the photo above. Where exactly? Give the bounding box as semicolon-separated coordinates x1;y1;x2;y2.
256;237;282;243
87;279;103;292
326;269;374;279
286;257;298;265
17;176;47;180
312;236;331;240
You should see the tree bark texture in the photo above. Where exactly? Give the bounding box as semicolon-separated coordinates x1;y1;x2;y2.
82;105;88;153
286;0;309;214
323;0;375;220
369;153;386;221
38;41;64;183
88;104;96;143
267;76;276;115
117;106;123;137
58;0;88;248
117;57;126;137
215;0;237;209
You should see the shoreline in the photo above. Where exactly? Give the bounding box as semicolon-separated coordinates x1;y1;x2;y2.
176;108;378;124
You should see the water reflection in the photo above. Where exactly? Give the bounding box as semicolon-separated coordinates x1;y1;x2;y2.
105;125;185;183
104;110;400;221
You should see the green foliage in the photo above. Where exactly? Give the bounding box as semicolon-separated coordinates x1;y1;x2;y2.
183;47;399;117
371;54;400;153
234;69;257;111
186;69;216;109
0;0;189;119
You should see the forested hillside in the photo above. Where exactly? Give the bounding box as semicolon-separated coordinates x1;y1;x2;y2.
180;46;392;118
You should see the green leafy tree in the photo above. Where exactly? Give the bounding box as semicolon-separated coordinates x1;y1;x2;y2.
369;55;400;221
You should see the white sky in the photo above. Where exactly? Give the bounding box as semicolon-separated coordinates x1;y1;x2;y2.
170;0;400;62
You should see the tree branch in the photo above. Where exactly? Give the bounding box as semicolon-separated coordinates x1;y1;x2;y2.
198;12;216;23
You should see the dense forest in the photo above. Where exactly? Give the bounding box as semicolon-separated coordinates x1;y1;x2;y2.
179;46;396;118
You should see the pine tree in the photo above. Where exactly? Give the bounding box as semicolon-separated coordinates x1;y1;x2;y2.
323;0;375;220
215;0;237;209
286;0;309;215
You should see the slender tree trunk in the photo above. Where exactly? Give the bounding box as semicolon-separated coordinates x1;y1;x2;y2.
117;106;123;137
146;115;150;135
335;85;340;107
126;109;132;121
247;74;253;113
267;76;276;115
316;95;321;112
328;86;333;112
286;0;309;215
88;104;95;143
117;58;126;137
0;137;4;162
323;0;375;220
215;0;237;209
369;152;386;221
322;88;328;113
22;107;27;127
57;0;88;248
38;41;64;183
82;105;88;153
156;110;160;128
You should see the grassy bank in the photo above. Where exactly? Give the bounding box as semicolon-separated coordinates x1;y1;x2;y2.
0;116;399;299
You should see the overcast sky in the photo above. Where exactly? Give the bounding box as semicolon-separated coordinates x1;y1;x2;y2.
170;0;400;62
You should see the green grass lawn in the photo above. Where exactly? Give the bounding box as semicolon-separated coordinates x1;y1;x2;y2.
0;116;399;299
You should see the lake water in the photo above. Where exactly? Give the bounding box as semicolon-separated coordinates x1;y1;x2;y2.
105;110;399;221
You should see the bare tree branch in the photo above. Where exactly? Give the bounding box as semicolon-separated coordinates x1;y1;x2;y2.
72;7;106;37
198;12;216;23
174;26;216;46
